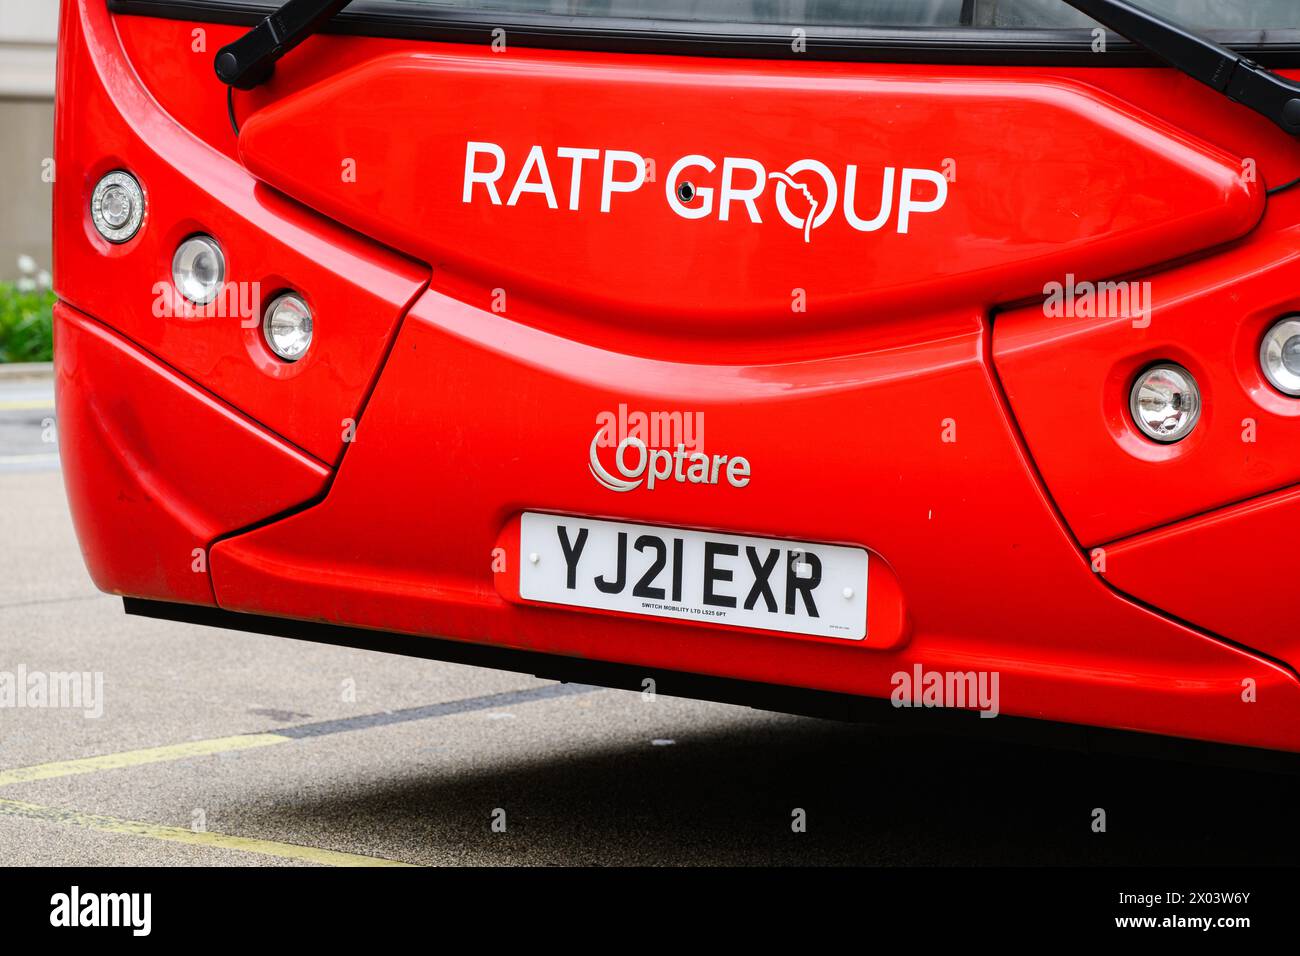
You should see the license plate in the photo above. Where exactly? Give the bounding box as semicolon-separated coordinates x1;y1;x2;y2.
518;512;868;640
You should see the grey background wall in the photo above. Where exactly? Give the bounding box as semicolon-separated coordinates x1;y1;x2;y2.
0;0;57;282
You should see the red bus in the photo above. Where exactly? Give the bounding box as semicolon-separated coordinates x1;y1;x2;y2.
54;0;1300;755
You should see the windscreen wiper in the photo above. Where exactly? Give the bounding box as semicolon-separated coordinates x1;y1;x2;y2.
1060;0;1300;136
214;0;353;90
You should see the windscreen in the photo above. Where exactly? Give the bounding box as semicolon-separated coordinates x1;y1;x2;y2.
386;0;1298;31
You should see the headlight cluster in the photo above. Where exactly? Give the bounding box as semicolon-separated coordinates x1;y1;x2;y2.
91;170;313;363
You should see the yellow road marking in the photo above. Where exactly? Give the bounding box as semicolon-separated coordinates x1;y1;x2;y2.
0;733;289;787
0;399;54;411
0;687;584;863
0;685;592;789
0;797;413;866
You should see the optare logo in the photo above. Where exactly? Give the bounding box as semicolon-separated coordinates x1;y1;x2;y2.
463;142;950;243
589;433;751;493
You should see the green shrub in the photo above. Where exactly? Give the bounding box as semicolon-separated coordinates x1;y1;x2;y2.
0;282;55;363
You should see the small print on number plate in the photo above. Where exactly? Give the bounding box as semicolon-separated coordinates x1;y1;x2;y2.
519;512;868;640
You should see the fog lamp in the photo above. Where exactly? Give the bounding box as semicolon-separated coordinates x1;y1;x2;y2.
172;236;225;305
1130;364;1200;443
1260;316;1300;397
90;171;145;243
262;293;312;361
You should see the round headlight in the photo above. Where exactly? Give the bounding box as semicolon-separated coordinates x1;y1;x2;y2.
172;236;225;305
262;293;312;362
90;171;145;243
1130;364;1201;443
1260;316;1300;397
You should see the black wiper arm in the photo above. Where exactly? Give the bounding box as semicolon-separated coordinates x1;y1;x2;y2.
1061;0;1300;136
215;0;353;90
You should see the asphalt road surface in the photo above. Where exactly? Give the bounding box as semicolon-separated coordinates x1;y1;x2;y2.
1;372;1298;866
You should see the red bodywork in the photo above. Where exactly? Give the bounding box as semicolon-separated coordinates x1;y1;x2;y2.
55;0;1300;752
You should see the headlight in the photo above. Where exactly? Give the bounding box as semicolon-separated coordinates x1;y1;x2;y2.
262;293;312;362
90;171;145;243
1260;316;1300;397
171;236;225;305
1130;364;1200;443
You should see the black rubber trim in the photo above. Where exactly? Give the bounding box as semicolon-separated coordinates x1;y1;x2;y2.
107;0;1300;68
125;597;1300;771
1266;174;1300;195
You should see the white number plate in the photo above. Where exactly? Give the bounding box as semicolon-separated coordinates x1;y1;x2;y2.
518;513;868;640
